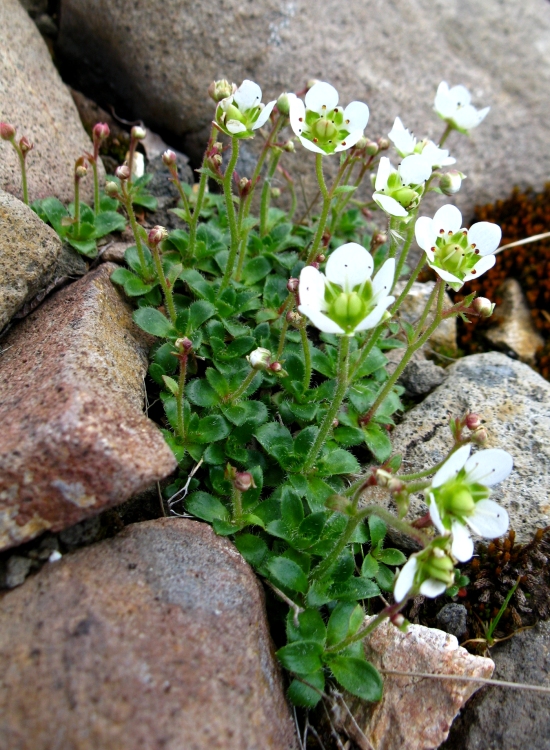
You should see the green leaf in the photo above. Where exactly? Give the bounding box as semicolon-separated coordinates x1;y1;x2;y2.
162;375;179;396
293;426;318;459
296;512;327;546
283;353;305;383
267;556;308;593
282;489;305;531
361;553;379;578
205;367;230;397
378;548;407;566
375;562;396;592
192;415;230;443
242;255;272;285
39;196;69;232
276;641;324;675
287;671;324;708
222;400;268;427
188;300;216;331
133;307;175;338
330;577;380;601
124;276;156;296
333;185;358;196
180;268;215;302
368;515;387;547
317;449;360;476
333;426;365;448
186;492;229;522
110;267;135;286
202;442;227;465
327;656;383;702
67;237;97;257
254;423;293;464
352;346;387;378
93;210;126;237
304;477;337;512
186;379;221;407
363;422;392;462
327;602;363;647
287;609;326;645
234;534;269;567
132;192;158;211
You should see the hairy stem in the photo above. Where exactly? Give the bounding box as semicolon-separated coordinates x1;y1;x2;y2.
219;138;241;290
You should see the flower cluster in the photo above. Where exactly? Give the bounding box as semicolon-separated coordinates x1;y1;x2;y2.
434;82;490;132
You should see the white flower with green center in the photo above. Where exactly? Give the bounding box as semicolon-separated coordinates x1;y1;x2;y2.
288;82;369;155
215;80;276;138
388;117;455;168
394;543;456;602
372;156;432;218
415;204;501;291
298;243;395;336
434;82;490;132
427;444;512;562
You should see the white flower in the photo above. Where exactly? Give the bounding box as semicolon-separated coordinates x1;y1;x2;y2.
372;155;432;217
394;546;455;602
420;140;456;168
388;116;417;157
288;82;369;155
434;82;490;132
247;347;272;370
427;444;513;563
415;204;501;291
215;80;276;138
298;243;395;336
388;117;455;168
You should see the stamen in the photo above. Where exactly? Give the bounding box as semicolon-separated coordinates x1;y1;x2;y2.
475;249;480;254
471;269;477;274
448;230;453;235
322;104;327;110
345;119;350;124
439;229;445;234
341;141;346;146
298;117;303;122
313;137;318;142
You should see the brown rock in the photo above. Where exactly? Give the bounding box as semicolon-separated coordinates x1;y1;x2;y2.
336;618;493;750
484;278;545;365
0;0;103;204
0;518;298;750
0;264;176;551
0;190;62;330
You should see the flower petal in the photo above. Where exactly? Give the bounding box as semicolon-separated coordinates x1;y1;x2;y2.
354;295;394;331
325;243;373;290
468;222;502;255
428;493;445;534
451;520;474;562
253;100;276;130
394;557;418;602
288;95;306;138
434;81;454;118
373;192;408;217
466;499;509;538
448;84;472;108
343;101;369;133
464;449;513;486
454;105;489;130
388;116;416;155
432;204;463;234
298;305;345;334
297;135;328;155
429;264;464;287
305;81;339;113
334;129;365;152
226;120;248;135
299;264;326;309
375;157;393;191
234;80;262;111
421;141;454;168
432;444;471;488
463;253;496;282
415;216;436;252
419;578;448;598
371;258;395;298
399;154;432;185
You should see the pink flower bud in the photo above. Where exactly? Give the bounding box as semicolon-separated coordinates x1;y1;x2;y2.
131;125;146;141
105;181;120;197
115;165;131;181
332;418;339;428
287;278;299;294
19;136;33;155
377;137;390;150
269;361;283;373
317;254;326;263
233;472;256;493
286;311;303;327
175;337;193;352
0;122;16;141
148;225;168;245
162;149;177;167
93;122;110;141
283;140;295;153
465;413;482;431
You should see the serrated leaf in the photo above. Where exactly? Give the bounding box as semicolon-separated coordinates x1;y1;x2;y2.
276;641;324;675
222;400;268;427
361;553;379;578
205;367;230;397
254;423;293;464
327;602;363;647
186;492;229;522
327;656;383;702
133;307;175;337
267;556;308;593
162;375;179;396
282;489;305;531
93;210;126;237
317;449;360;476
375;562;396;592
192;415;230;442
242;255;272;285
330;577;380;601
234;534;269;567
189;300;216;331
363;422;392;462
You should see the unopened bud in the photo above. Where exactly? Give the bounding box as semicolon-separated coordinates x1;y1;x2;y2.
19;136;33;156
175;337;193;352
210;153;223;168
287;277;299;294
276;92;292;116
365;139;379;155
271;187;281;199
306;79;320;91
286;311;303;327
377;137;390;150
390;613;405;627
148;225;168;245
233;471;256;493
354;136;368;150
0;122;16;141
131;125;146;141
238;177;250;193
332;418;339;428
269;361;283;373
93;122;110;141
162;149;177;167
105;181;119;196
208;79;234;102
283;139;295;153
317;254;326;263
439;170;465;196
74;156;88;178
375;469;394;487
370;231;387;251
212;142;223;153
247;347;272;370
471;426;488;445
115;165;131;181
325;494;351;513
471;296;495;318
465;413;482;431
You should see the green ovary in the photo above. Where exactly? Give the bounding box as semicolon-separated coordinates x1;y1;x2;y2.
328;286;373;334
437;481;476;517
433;232;477;277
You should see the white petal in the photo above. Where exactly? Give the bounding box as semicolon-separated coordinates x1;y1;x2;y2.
419;578;448;598
466;500;509;538
298;305;344;334
464;449;514;486
463;254;496;282
299;265;326;309
375;157;393;191
468;222;502;255
388;116;416;155
371;258;395;298
334;129;365;152
373;192;408;217
432;444;471;488
421;141;453;168
342;101;369;133
394;557;418;602
253;100;276;130
429;264;464;287
298;135;328;155
325;243;373;290
305;81;339;113
288;95;306;138
428;493;445;534
415;216;436;252
234;80;262;111
434;81;454;118
226;120;248;135
354;296;394;331
399;154;432;185
432;204;463;234
448;84;472;108
454;105;489;130
451;520;474;562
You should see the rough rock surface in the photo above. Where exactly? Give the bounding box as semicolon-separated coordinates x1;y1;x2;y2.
441;620;550;750
0;263;176;551
56;0;550;214
0;0;102;203
0;190;62;330
337;618;494;750
484;278;545;365
0;518;298;750
389;352;550;542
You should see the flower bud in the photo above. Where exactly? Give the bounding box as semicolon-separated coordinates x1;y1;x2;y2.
471;426;488;445
175;337;193;352
370;231;387;252
332;418;339;428
317;254;326;263
208;79;234;102
283;139;295;153
465;413;482;431
390;613;405;627
377;137;390;151
269;361;283;373
93;122;110;142
271;187;281;199
439;170;465;196
74;156;88;178
105;181;120;197
306;79;320;91
287;277;299;294
375;469;393;487
365;139;380;155
131;125;147;141
276;93;292;116
233;471;256;493
0;122;16;141
471;296;495;318
354;136;368;151
209;153;223;168
162;149;177;167
148;225;168;245
247;347;272;370
286;311;303;327
19;137;33;156
115;165;131;181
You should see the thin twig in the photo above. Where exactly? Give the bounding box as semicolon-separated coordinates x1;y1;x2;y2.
157;481;167;517
331;689;375;750
381;669;550;694
167;458;204;514
293;706;305;750
495;230;550;254
264;580;304;627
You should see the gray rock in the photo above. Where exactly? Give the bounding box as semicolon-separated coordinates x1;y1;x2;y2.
0;190;62;330
0;0;102;204
436;603;469;639
390;352;550;543
56;0;550;216
0;518;299;750
398;358;447;396
441;620;550;750
0;555;33;589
